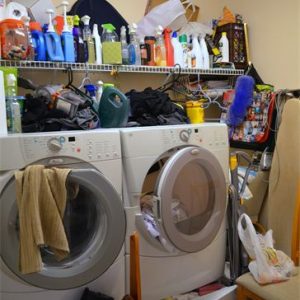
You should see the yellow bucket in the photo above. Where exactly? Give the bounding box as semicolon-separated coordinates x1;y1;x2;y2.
186;100;204;124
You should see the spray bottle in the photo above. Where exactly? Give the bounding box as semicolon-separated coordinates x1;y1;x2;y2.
128;23;141;65
164;28;174;67
81;15;95;64
199;34;210;69
85;84;98;111
192;35;203;68
44;9;64;61
154;25;166;66
60;1;75;62
72;15;85;62
92;24;102;65
120;26;129;65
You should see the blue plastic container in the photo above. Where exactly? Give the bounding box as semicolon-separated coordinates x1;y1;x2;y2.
61;32;75;62
45;32;65;62
31;30;46;61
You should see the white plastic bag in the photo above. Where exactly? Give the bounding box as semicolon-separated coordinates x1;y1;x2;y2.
137;0;187;38
237;213;297;284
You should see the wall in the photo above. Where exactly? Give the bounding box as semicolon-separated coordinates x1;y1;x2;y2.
197;0;300;89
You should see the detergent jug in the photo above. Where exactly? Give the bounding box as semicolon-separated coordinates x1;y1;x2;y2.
99;87;129;128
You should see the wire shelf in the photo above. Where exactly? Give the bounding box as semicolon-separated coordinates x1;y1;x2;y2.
0;60;244;76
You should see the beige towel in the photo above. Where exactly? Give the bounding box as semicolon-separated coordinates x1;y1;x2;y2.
15;165;71;274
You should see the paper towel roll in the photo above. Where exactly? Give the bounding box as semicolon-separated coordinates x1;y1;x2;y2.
0;70;8;136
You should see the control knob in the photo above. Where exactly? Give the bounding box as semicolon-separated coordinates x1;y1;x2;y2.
47;138;62;152
179;130;190;142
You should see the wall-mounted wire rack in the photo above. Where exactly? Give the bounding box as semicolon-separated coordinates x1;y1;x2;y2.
0;60;244;76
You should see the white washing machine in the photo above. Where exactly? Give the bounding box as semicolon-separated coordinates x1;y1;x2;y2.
121;124;229;300
0;130;126;300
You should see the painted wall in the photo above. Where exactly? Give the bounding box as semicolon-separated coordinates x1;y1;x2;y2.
197;0;300;88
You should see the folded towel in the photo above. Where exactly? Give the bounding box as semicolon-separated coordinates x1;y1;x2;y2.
15;165;71;274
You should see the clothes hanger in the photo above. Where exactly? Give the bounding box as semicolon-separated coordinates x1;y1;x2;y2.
78;64;92;90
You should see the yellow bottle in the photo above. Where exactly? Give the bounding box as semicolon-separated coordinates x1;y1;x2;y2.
186;100;204;124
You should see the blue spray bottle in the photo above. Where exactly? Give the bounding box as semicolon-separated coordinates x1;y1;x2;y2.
85;84;99;111
60;1;75;62
44;9;64;62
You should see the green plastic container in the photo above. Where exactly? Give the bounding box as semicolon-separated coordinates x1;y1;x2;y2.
99;87;129;128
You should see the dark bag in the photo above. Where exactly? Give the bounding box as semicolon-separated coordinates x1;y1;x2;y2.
69;0;128;35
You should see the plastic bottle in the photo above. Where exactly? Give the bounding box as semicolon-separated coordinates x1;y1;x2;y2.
120;25;129;65
30;22;46;61
179;34;188;68
81;15;95;64
96;80;103;106
93;23;102;65
199;35;210;69
44;9;64;61
144;36;156;66
164;28;174;67
171;31;183;67
60;1;75;62
192;35;204;68
72;15;85;62
6;74;22;133
154;25;166;66
101;23;118;42
219;32;229;62
22;16;35;61
85;84;98;111
140;38;149;65
128;23;141;65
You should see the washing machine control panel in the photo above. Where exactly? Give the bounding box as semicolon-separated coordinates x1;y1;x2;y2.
20;132;121;163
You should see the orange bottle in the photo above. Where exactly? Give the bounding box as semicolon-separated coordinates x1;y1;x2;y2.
164;28;174;67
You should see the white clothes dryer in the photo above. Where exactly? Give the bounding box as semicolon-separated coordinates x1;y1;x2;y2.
121;124;229;300
0;130;126;300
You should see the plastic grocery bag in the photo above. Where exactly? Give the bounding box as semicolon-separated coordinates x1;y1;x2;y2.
137;0;187;38
237;213;297;284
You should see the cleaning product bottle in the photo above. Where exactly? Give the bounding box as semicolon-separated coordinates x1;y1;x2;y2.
154;25;166;66
6;74;21;133
179;34;188;68
93;23;102;65
199;35;210;69
44;9;64;61
140;38;149;65
96;80;103;106
219;32;229;62
192;35;204;68
101;23;118;42
120;25;129;65
164;28;174;67
60;1;75;62
171;31;183;67
30;22;46;61
72;15;85;62
81;15;95;64
85;84;98;111
128;23;141;65
22;16;35;61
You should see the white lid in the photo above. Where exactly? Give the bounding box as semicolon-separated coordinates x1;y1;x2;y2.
6;74;17;87
128;23;137;34
81;15;91;26
93;23;99;35
46;9;55;32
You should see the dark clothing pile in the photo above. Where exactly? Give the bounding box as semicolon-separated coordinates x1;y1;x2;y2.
126;88;189;126
22;94;99;133
80;288;113;300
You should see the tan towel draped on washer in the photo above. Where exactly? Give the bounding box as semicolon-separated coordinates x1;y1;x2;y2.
15;165;71;274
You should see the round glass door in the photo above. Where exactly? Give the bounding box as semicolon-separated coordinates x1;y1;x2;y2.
0;166;126;290
154;146;227;253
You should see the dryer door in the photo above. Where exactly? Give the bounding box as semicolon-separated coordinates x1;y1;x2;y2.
0;168;126;290
154;146;226;253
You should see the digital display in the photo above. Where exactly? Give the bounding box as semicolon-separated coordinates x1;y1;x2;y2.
68;137;76;142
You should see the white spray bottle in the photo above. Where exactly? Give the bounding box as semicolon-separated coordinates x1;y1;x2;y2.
192;35;204;68
199;35;210;69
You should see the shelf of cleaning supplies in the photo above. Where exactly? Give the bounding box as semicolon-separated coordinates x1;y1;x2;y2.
0;60;244;76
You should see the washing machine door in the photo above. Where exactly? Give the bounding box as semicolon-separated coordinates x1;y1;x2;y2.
0;166;126;290
153;146;226;253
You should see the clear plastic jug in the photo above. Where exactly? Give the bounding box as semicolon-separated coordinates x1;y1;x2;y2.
101;23;119;42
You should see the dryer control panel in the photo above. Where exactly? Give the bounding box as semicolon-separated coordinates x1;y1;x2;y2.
0;130;121;170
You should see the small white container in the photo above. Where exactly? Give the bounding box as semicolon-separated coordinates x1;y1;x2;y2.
219;32;229;63
93;24;102;65
199;35;210;69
